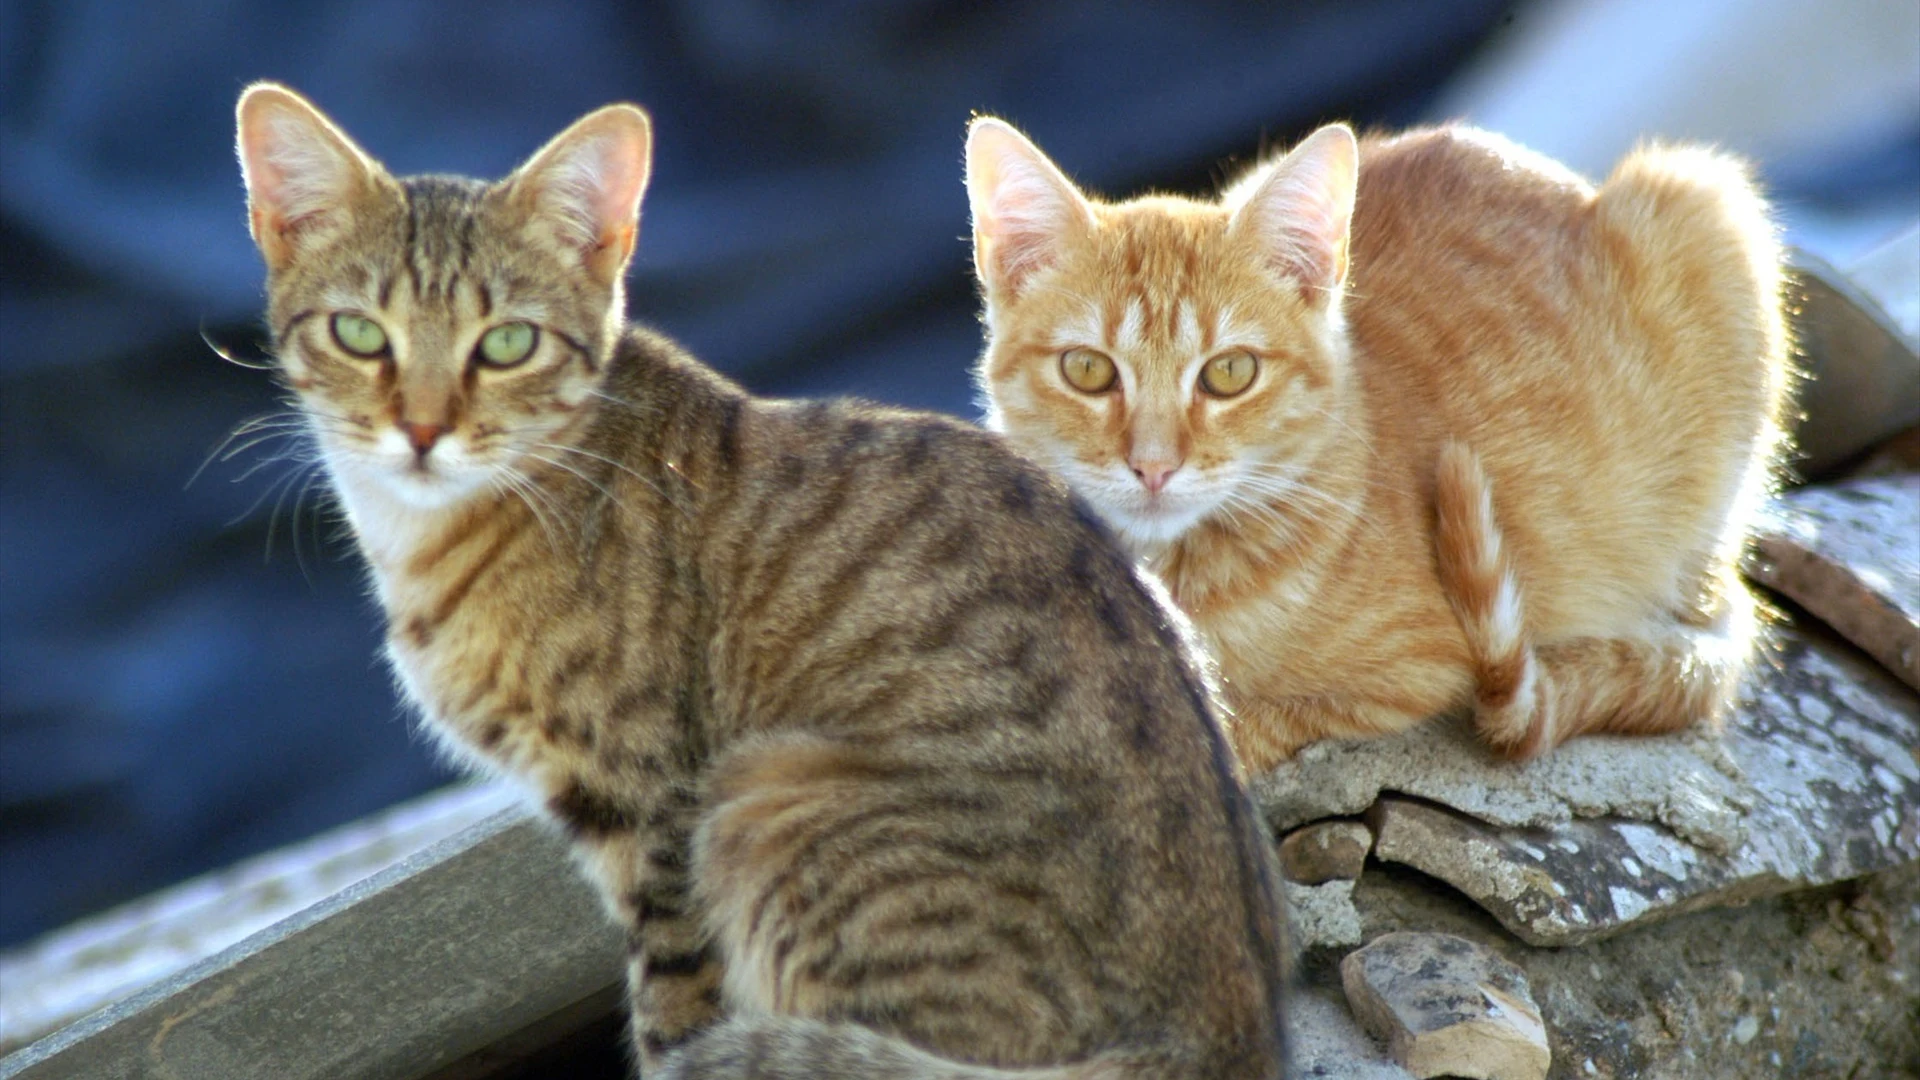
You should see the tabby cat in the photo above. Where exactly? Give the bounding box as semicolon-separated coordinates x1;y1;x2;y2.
235;84;1287;1078
966;118;1790;772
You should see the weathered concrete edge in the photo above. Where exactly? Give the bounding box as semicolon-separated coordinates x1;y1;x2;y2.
0;806;625;1080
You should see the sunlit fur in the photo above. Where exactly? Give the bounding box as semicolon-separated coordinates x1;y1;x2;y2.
970;119;1792;771
238;85;1288;1079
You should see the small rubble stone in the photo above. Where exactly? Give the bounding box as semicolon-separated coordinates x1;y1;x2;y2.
1283;878;1364;950
1748;475;1920;691
1278;819;1373;884
1340;931;1550;1080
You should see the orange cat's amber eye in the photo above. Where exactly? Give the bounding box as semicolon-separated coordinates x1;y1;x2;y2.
1060;348;1117;394
1200;350;1258;398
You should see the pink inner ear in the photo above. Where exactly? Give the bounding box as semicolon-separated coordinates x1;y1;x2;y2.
239;97;365;262
529;123;650;268
1237;128;1357;298
969;124;1090;297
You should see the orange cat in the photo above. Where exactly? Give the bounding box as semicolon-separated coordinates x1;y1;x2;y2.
966;118;1790;771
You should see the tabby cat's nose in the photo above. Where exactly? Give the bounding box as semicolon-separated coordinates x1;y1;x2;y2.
400;421;450;457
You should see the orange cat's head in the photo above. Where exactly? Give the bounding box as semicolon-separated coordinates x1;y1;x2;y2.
236;83;651;513
967;119;1359;553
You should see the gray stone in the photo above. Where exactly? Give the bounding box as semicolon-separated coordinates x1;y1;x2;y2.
1352;626;1920;945
1343;855;1920;1079
1340;932;1550;1080
1279;819;1373;884
1284;878;1364;951
1749;475;1920;691
1787;245;1920;477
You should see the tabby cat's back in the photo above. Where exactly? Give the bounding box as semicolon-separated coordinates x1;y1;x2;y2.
236;83;1286;1079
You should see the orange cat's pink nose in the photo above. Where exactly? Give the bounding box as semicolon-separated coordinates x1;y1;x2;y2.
400;421;450;457
1132;461;1181;494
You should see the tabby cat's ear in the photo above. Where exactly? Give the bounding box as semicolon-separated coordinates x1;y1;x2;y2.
966;118;1096;300
236;83;386;271
1227;124;1358;306
508;104;653;289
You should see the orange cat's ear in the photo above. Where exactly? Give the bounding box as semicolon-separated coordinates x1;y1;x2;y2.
508;104;653;288
236;83;386;271
1227;124;1358;306
965;118;1096;300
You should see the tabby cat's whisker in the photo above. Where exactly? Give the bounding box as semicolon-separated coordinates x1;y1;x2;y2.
489;466;566;554
521;450;629;512
533;441;685;513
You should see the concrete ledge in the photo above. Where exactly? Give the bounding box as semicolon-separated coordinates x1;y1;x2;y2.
0;809;623;1080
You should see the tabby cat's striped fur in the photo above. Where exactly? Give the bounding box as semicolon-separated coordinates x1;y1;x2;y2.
236;84;1286;1079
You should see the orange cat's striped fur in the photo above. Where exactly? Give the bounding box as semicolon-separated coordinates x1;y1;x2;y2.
967;119;1790;771
236;85;1287;1078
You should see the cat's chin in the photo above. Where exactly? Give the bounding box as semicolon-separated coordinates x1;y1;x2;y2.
371;467;491;510
1101;501;1213;552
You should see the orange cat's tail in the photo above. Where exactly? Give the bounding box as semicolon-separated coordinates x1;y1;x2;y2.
1432;441;1747;759
1432;441;1548;757
660;1016;1221;1079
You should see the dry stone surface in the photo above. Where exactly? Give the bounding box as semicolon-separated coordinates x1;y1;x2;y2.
1750;475;1919;691
1339;931;1550;1080
1285;878;1365;951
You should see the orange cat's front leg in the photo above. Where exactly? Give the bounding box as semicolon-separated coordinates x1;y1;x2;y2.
1225;690;1423;775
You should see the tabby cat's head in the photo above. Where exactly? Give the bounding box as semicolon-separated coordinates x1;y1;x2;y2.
236;83;651;510
966;119;1359;553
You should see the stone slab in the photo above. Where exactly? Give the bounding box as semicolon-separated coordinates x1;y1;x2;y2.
1254;702;1749;858
1787;245;1920;478
1749;475;1920;691
1356;626;1920;945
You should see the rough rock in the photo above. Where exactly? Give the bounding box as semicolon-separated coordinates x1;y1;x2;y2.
1279;820;1373;884
1341;626;1920;945
1339;932;1550;1080
1749;475;1920;691
1285;878;1365;951
1341;858;1920;1079
1787;243;1920;477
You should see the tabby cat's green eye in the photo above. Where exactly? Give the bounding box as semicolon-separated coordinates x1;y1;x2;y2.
1200;350;1258;398
330;312;389;358
1060;348;1117;394
476;322;539;369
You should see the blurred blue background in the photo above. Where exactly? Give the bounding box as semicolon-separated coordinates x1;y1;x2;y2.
1;0;1914;948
